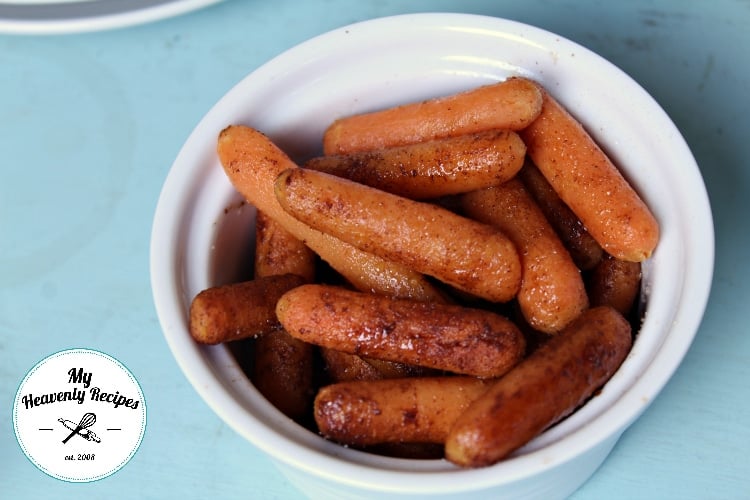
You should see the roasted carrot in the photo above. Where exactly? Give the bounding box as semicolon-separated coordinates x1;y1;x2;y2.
323;77;543;155
306;129;525;200
587;254;642;315
445;306;632;468
315;377;493;447
521;89;659;262
249;212;316;422
274;168;522;303
277;284;526;378
188;273;305;345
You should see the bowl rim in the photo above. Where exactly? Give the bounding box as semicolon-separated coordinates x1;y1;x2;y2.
150;12;715;494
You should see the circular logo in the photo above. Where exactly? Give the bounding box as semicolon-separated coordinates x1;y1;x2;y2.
13;349;146;482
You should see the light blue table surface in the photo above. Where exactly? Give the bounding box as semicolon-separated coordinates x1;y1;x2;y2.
2;1;748;498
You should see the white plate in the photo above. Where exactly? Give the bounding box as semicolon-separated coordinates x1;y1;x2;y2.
0;0;222;34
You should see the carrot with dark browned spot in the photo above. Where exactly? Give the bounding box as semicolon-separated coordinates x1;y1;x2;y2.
249;212;316;422
445;306;632;468
274;167;522;303
315;377;493;447
277;284;526;378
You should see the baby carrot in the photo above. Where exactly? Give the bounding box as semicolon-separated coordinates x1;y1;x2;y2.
445;306;632;468
306;129;525;199
315;377;493;447
277;284;526;378
250;212;316;423
323;77;543;155
521;89;659;262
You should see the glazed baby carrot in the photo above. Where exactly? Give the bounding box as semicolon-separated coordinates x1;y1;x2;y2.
323;77;543;155
521;89;659;262
459;179;589;334
305;129;526;200
189;273;305;345
276;284;526;378
445;306;632;468
250;212;316;422
587;254;642;315
217;125;444;302
274;168;522;303
314;377;493;447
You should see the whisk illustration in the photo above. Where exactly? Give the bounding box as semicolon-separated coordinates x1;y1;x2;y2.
61;412;96;444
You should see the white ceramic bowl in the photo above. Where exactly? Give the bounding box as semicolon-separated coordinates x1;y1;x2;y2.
150;13;714;499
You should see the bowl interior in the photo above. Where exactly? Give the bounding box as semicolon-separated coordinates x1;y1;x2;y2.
151;13;714;495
